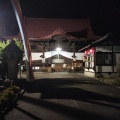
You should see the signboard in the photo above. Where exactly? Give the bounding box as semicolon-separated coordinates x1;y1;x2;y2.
52;59;64;63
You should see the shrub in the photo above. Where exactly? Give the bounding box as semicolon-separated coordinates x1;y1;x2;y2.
1;89;14;99
12;86;20;94
0;96;8;105
0;85;20;105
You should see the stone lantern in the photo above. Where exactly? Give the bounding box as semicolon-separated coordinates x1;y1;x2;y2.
2;40;23;80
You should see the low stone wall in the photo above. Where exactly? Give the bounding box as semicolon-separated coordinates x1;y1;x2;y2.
96;73;118;78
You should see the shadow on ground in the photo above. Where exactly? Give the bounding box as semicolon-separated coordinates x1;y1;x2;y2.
15;78;120;120
25;78;120;108
3;78;120;120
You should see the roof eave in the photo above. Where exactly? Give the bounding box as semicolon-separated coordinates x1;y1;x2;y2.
78;33;111;52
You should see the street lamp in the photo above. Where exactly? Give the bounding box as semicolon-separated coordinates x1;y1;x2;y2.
56;47;62;51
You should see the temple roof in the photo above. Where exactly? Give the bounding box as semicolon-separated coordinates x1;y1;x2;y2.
15;17;101;41
39;28;78;41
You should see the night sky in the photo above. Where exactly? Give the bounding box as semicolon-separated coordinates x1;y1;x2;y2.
0;0;120;37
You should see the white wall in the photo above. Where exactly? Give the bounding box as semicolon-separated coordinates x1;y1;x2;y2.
96;66;112;72
23;51;84;61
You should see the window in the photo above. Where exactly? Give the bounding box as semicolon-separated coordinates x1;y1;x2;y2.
96;53;112;65
96;54;105;64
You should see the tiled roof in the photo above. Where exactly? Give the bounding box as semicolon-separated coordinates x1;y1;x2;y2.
38;28;79;41
18;17;101;41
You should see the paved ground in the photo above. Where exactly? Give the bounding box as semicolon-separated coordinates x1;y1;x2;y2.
4;72;120;120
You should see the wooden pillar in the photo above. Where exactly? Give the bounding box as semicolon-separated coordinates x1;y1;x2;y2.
42;44;45;66
112;45;114;73
72;43;76;61
94;47;97;78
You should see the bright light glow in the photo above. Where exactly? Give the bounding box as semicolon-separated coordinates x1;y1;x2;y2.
56;47;62;51
90;49;92;53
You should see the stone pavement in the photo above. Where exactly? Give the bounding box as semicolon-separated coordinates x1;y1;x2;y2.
3;72;120;120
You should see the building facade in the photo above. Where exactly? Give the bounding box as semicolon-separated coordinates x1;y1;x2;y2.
3;17;102;72
80;34;120;78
